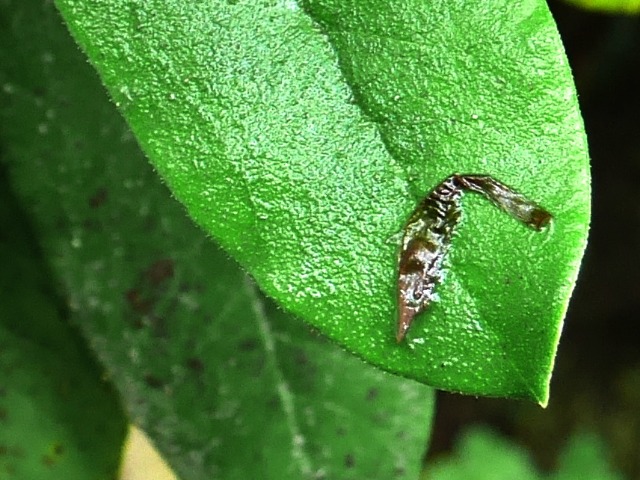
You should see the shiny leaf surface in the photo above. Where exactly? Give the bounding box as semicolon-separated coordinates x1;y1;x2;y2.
52;0;589;403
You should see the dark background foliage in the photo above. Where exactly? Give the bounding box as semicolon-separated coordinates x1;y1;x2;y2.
428;3;640;478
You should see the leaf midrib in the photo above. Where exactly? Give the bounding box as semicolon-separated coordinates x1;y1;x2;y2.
244;276;314;477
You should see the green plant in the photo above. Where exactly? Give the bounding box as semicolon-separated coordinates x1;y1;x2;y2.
564;0;640;13
0;0;590;478
425;427;623;480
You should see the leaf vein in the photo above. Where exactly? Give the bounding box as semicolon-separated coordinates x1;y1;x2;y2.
244;276;314;477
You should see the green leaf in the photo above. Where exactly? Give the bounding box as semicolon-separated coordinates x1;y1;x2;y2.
0;1;434;479
0;169;126;480
563;0;640;13
425;427;539;480
550;432;624;480
51;0;590;403
424;427;623;480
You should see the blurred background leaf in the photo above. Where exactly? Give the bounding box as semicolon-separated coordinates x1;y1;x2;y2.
564;0;640;13
0;167;126;479
424;426;623;480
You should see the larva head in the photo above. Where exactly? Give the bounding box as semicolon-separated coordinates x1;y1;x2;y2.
397;237;440;342
529;207;553;230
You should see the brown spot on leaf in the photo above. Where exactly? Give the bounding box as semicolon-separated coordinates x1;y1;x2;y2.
186;357;204;373
344;453;355;468
144;374;163;389
266;395;279;410
394;466;406;477
238;338;259;351
366;388;379;401
88;187;108;208
147;315;168;338
82;218;102;231
126;288;153;314
32;86;46;97
53;443;64;456
294;350;309;366
145;259;174;285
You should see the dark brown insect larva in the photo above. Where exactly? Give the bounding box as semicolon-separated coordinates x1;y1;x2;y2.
396;174;552;342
